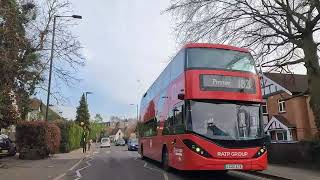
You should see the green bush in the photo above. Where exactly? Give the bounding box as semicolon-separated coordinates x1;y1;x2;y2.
68;122;83;151
16;121;61;159
89;122;104;142
55;120;83;153
55;120;70;153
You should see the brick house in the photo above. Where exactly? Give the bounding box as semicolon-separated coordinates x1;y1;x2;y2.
261;73;318;142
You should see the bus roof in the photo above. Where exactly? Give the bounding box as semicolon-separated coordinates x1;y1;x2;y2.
184;43;249;53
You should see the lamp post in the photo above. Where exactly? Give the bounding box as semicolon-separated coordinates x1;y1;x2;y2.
85;91;93;103
130;104;139;121
45;14;82;121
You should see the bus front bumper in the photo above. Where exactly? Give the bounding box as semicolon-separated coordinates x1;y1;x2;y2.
175;151;267;171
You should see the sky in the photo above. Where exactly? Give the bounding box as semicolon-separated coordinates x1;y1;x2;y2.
49;0;177;121
43;0;307;121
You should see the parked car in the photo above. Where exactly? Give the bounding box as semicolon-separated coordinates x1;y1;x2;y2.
115;139;126;146
127;138;138;151
0;134;16;157
100;137;111;148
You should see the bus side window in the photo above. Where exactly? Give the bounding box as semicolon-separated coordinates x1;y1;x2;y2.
163;111;173;135
173;105;185;134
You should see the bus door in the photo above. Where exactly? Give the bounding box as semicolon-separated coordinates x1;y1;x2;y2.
170;102;186;166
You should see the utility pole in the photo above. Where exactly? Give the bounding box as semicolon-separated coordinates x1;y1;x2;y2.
45;15;82;121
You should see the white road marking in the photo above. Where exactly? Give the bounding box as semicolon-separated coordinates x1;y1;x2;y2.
143;162;169;180
52;173;66;180
143;162;162;172
74;157;94;180
69;158;84;171
163;172;169;180
52;156;85;180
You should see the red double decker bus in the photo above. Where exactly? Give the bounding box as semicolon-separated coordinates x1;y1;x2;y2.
138;43;267;172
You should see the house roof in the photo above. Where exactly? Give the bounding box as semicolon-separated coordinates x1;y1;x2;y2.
111;127;126;135
273;115;295;128
264;73;308;93
29;98;43;110
264;115;296;132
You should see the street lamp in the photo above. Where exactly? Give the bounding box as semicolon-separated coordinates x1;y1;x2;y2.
45;14;82;121
85;91;93;103
130;104;139;121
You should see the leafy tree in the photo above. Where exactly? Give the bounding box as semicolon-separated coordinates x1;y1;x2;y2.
75;94;90;129
0;0;42;129
94;114;103;122
0;0;84;129
167;0;320;137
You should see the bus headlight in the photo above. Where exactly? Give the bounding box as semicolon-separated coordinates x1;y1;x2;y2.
253;146;267;158
183;139;212;158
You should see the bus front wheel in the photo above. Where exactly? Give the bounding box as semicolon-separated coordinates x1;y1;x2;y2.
162;147;170;171
140;145;144;159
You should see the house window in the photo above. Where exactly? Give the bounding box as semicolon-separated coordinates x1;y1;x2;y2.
276;131;287;141
278;100;286;113
262;102;268;115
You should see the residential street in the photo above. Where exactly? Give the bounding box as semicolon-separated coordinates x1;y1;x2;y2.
63;145;269;180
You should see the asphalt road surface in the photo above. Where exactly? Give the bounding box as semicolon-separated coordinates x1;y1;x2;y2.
64;145;269;180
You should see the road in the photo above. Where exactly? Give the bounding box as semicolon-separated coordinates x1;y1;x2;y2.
64;145;269;180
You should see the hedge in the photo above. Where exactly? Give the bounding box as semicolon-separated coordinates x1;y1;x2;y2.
16;121;61;159
88;122;104;142
55;120;83;153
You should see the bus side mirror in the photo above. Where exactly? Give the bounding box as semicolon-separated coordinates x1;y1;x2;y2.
178;93;185;100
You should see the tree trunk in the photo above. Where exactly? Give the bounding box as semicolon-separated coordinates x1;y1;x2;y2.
302;33;320;139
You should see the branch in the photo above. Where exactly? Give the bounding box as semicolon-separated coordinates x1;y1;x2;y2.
281;90;309;101
262;58;304;67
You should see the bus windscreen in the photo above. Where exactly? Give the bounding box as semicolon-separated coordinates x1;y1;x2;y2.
188;100;263;141
186;48;256;73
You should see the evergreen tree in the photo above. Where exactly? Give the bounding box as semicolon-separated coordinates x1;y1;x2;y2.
75;94;90;129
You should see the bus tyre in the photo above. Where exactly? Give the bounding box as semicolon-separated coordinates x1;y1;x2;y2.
215;170;228;175
140;145;144;159
162;148;170;171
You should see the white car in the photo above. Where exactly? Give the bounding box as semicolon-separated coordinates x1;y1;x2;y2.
100;138;111;148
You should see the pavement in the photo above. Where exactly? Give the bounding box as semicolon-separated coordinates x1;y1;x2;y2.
0;147;91;180
254;164;320;180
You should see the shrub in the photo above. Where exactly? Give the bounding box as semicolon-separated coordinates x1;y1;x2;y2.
68;122;83;151
55;120;70;153
55;120;83;153
310;140;320;163
47;123;61;154
16;121;61;159
89;122;104;142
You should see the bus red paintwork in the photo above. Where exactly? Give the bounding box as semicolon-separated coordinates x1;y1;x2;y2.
138;43;267;171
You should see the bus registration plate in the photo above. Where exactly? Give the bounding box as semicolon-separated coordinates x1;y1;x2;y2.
225;164;243;170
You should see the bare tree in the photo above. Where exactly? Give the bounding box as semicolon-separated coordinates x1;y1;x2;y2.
167;0;320;136
25;0;85;102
